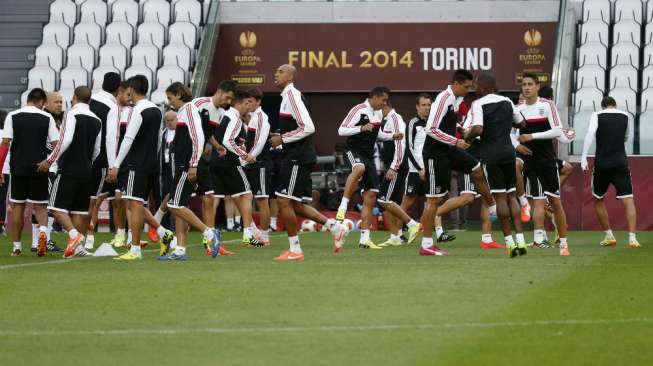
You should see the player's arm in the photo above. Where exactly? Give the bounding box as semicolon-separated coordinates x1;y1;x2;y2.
282;90;315;143
188;105;205;168
105;104;119;167
222;118;247;158
113;108;143;169
405;120;422;171
389;115;406;171
338;105;364;137
580;112;599;171
466;101;484;140
249;114;270;159
0;114;13;170
92;125;102;163
46;112;76;164
425;92;459;146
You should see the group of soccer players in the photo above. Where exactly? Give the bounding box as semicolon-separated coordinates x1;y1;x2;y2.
0;65;641;261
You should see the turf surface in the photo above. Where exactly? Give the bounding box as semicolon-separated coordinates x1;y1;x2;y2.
0;229;651;366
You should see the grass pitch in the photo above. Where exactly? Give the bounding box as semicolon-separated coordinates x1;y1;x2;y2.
0;229;651;366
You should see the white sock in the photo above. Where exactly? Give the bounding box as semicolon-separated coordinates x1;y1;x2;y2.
359;229;370;244
117;228;126;236
227;218;235;230
515;233;525;245
534;229;545;244
244;226;253;239
481;234;493;243
13;241;22;251
605;229;615;240
407;219;418;228
47;217;54;241
235;216;241;225
68;229;80;239
518;195;528;206
130;243;141;255
39;225;47;233
629;232;637;242
154;208;166;223
262;229;270;241
338;197;349;211
559;237;568;248
289;235;301;253
156;225;168;238
170;236;178;250
505;235;515;247
543;231;549;240
202;228;214;241
86;234;95;245
31;225;39;247
390;233;401;241
127;230;132;244
421;237;433;249
174;245;186;255
488;204;497;216
435;226;444;238
270;217;277;229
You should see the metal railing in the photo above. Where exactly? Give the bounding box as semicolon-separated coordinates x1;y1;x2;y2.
191;0;220;96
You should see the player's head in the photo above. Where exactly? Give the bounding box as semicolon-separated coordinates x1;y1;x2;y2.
247;87;262;111
538;85;554;100
232;88;251;115
382;98;393;116
26;88;48;109
102;72;121;96
45;91;63;114
127;75;149;99
165;82;193;110
72;86;92;106
164;110;177;130
475;72;496;97
369;86;390;110
601;96;617;109
117;81;131;107
451;69;474;98
521;73;540;100
274;64;296;89
0;109;7;127
213;79;237;109
416;93;432;119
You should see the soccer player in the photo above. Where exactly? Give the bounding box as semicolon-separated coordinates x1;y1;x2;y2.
162;82;220;260
38;86;102;258
401;94;429;223
0;88;59;257
515;74;571;256
243;88;273;244
107;75;174;261
581;96;640;248
337;88;420;249
420;70;497;256
270;64;348;260
465;72;528;258
86;72;121;250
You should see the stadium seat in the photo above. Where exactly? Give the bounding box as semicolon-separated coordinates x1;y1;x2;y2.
150;87;167;105
143;0;171;27
580;20;609;45
572;109;595;154
74;22;104;50
34;44;65;72
640;86;653;110
125;64;154;93
131;42;160;72
163;42;192;71
27;66;57;90
59;88;75;110
157;64;186;87
137;21;166;48
169;22;197;49
111;0;140;27
66;43;96;70
577;41;607;68
574;87;603;112
644;23;653;48
614;0;643;23
638;111;653;153
49;0;78;27
582;0;611;23
174;0;202;25
99;42;129;72
93;65;121;90
576;65;606;91
609;64;638;90
611;42;640;68
106;21;135;49
609;87;637;114
60;65;90;90
613;20;641;46
80;0;109;27
42;22;72;49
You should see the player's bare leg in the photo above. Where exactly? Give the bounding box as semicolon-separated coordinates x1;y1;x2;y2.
336;165;365;221
548;196;570;255
515;160;531;223
419;197;446;256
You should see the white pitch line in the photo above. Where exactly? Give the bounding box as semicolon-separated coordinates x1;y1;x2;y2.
0;317;651;337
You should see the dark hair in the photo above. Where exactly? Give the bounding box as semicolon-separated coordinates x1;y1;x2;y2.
165;82;193;103
232;88;250;104
476;72;496;89
385;99;393;108
127;75;149;96
538;85;553;99
0;109;7;129
218;80;237;94
247;87;262;101
601;96;617;108
369;86;390;98
416;93;432;105
74;86;92;104
27;88;47;104
522;73;540;84
452;69;474;84
102;72;121;94
119;80;130;89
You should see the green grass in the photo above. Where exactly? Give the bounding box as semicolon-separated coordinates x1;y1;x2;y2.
0;230;651;366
